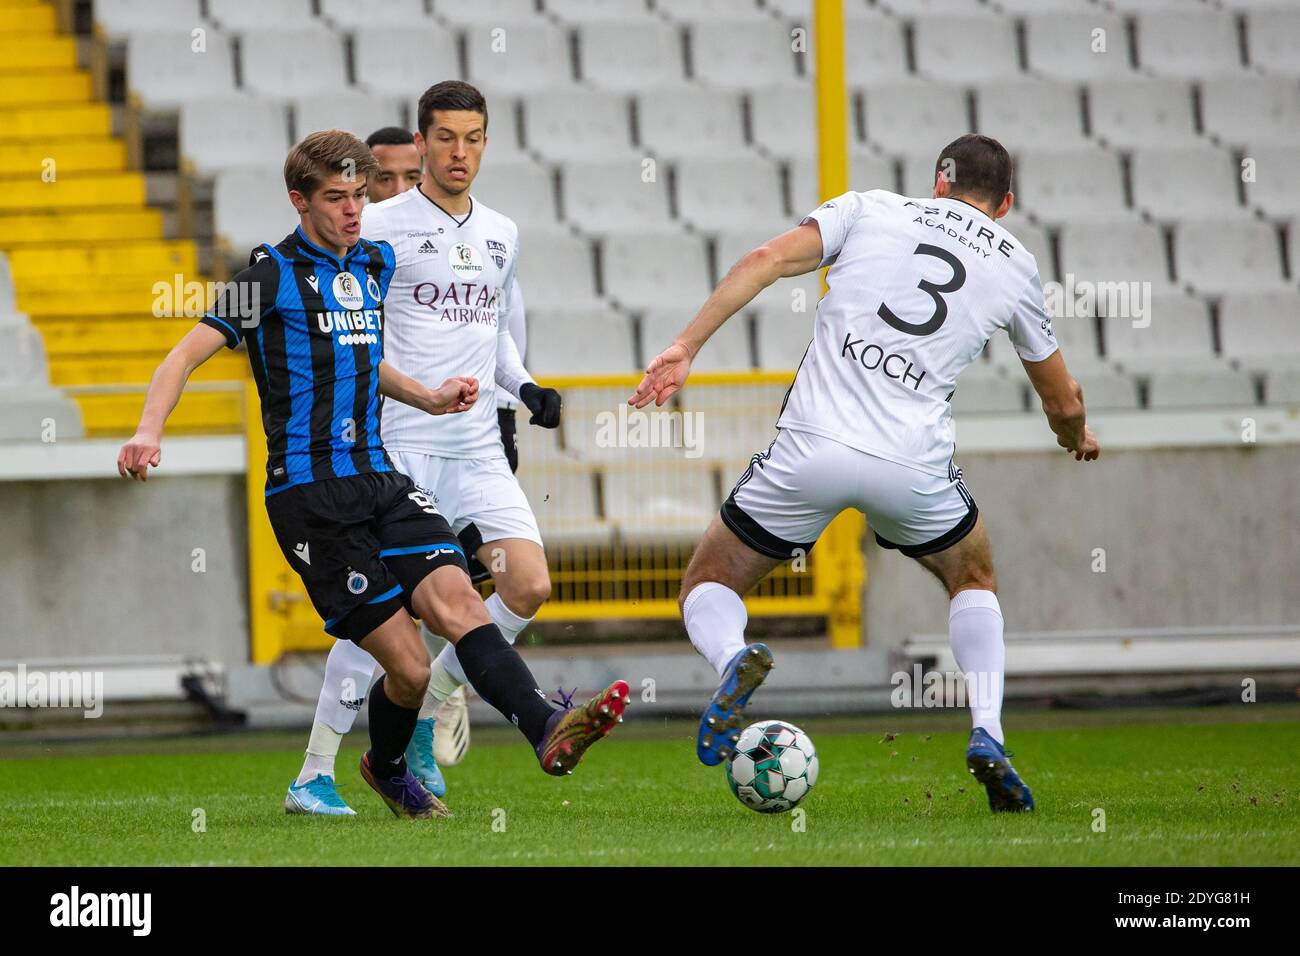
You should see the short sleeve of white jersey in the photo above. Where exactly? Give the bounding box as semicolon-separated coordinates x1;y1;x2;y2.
800;190;877;268
1006;271;1059;362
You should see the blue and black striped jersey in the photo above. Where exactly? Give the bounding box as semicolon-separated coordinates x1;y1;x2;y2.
200;226;397;494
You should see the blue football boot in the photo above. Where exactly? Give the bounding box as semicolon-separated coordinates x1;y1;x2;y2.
284;774;356;816
405;717;447;798
966;727;1035;812
697;643;774;766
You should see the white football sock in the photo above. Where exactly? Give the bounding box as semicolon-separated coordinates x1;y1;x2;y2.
420;590;534;717
296;639;378;786
682;582;748;677
948;589;1005;745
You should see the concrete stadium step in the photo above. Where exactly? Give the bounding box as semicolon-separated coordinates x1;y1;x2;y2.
0;385;84;440
50;352;248;386
74;389;243;437
0;35;76;69
0;3;55;32
38;318;196;355
4;239;196;276
0;208;162;244
0;172;148;212
0;139;127;176
0;103;111;140
0;71;90;105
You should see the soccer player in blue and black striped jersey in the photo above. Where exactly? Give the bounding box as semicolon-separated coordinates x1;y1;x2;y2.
117;130;629;819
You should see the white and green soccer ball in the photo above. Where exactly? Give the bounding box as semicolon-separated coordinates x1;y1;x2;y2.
725;719;819;814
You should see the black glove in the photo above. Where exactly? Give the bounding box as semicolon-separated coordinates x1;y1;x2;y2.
519;383;562;429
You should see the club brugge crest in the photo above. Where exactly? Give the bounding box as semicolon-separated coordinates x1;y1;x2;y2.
448;242;483;279
346;570;368;595
366;275;381;302
333;271;365;309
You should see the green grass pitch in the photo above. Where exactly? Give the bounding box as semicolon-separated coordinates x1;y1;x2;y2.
1;706;1297;866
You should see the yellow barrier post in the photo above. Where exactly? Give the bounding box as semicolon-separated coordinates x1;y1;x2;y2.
813;0;867;648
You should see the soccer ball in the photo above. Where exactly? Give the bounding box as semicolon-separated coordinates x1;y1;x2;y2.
725;719;818;814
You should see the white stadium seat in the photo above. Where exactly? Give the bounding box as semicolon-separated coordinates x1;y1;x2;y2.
1263;367;1300;405
602;464;718;543
753;305;815;370
241;31;349;99
913;16;1021;84
1087;78;1200;150
657;0;766;22
1058;220;1173;291
602;233;714;312
465;22;574;95
1102;292;1215;365
544;0;657;22
842;14;910;87
125;31;236;108
524;309;636;375
749;83;850;161
1071;368;1140;412
1145;368;1257;409
292;93;403;141
514;230;602;310
578;21;686;92
559;160;674;235
431;0;544;26
95;0;204;39
1242;146;1300;221
1174;220;1287;295
180;97;290;175
523;89;633;161
789;153;896;215
876;0;997;15
1245;9;1300;77
1200;76;1300;148
207;0;315;32
213;169;299;258
515;459;607;545
320;0;428;28
975;80;1088;147
1218;292;1300;363
641;309;751;371
1135;10;1244;78
950;367;1027;415
471;161;560;233
689;20;801;91
637;88;748;161
1130;147;1247;222
674;157;785;233
1014;149;1129;225
863;82;969;155
676;382;786;461
1024;12;1133;82
999;214;1055;283
354;26;461;97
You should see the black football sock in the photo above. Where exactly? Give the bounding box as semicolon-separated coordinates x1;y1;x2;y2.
455;623;557;748
367;674;418;776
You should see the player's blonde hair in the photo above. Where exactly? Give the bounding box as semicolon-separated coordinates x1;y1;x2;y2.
283;129;379;198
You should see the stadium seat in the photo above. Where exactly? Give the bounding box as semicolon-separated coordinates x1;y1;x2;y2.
1200;76;1300;148
676;382;787;461
95;0;205;39
544;0;657;22
1145;367;1257;409
674;157;785;233
841;13;910;87
998;214;1055;283
1070;368;1140;412
602;464;718;543
431;0;543;25
1130;147;1247;222
975;79;1088;148
899;153;942;197
950;367;1027;415
689;20;801;91
752;305;815;370
213;169;300;259
180;98;290;175
124;31;237;108
750;83;851;161
523;89;633;161
0;314;49;388
291;93;403;141
1173;220;1287;295
1023;12;1133;81
515;460;608;545
524;308;636;375
1086;78;1200;150
353;27;461;98
1058;220;1173;291
657;0;766;22
1135;10;1244;78
991;0;1097;12
1102;292;1215;365
240;31;349;99
1262;367;1300;405
641;308;751;371
863;82;970;156
578;22;686;91
789;152;896;214
636;87;748;161
1245;8;1300;77
1218;292;1300;364
602;233;713;312
470;160;560;233
206;0;316;32
320;0;428;28
559;160;673;235
1014;149;1129;225
1241;146;1300;221
465;22;573;95
753;271;825;317
876;0;998;15
514;230;602;310
913;17;1021;84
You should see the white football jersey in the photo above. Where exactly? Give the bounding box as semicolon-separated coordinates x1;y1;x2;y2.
776;190;1058;477
361;189;533;459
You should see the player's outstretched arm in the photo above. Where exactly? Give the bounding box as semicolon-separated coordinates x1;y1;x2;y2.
629;221;824;408
1022;351;1099;461
117;323;229;481
378;361;478;416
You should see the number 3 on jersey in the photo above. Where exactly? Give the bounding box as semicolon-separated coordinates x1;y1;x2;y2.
877;243;967;337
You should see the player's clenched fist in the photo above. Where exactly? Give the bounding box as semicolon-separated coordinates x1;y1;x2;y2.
629;341;693;409
117;431;162;481
429;376;478;415
1060;425;1100;462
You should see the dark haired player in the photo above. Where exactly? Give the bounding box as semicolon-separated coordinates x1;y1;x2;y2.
365;126;423;203
633;134;1100;813
117;129;628;820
